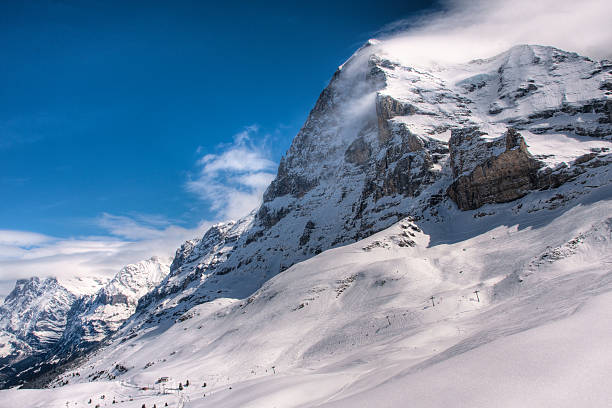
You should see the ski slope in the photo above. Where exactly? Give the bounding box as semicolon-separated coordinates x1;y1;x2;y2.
2;182;610;407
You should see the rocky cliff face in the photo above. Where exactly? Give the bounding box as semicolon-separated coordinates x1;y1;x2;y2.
446;126;611;210
447;128;543;209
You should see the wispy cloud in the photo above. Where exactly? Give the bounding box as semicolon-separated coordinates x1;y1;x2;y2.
0;230;53;247
186;125;276;220
97;213;174;240
376;0;612;65
0;124;281;299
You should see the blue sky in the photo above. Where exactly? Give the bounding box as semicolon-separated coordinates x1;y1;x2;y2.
0;0;442;294
0;0;439;238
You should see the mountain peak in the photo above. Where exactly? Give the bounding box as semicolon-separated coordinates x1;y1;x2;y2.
0;276;74;353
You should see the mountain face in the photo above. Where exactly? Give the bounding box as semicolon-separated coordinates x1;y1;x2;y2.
1;42;611;399
0;257;170;388
0;277;75;355
59;256;171;349
127;43;611;336
0;277;76;386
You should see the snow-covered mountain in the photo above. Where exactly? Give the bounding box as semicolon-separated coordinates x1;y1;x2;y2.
0;41;610;405
32;202;612;407
128;43;611;336
0;277;76;386
60;256;171;349
0;277;75;354
0;257;170;388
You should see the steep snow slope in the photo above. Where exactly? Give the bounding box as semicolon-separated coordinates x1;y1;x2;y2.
59;275;110;299
6;181;610;407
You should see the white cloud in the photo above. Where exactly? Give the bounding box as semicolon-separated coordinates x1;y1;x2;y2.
235;172;276;190
0;215;211;299
198;148;275;174
376;0;612;65
186;126;277;220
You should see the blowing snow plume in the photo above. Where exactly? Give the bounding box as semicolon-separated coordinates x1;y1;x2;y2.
377;0;612;65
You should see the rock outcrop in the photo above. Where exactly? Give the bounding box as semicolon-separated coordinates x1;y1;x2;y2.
376;94;416;143
447;128;543;210
446;125;612;210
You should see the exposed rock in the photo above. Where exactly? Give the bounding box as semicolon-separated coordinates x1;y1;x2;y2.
575;152;597;165
365;146;437;202
263;157;318;202
488;102;503;115
299;221;316;246
257;205;291;228
394;122;426;152
447;128;543;210
376;95;415;143
448;127;496;178
345;137;372;165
